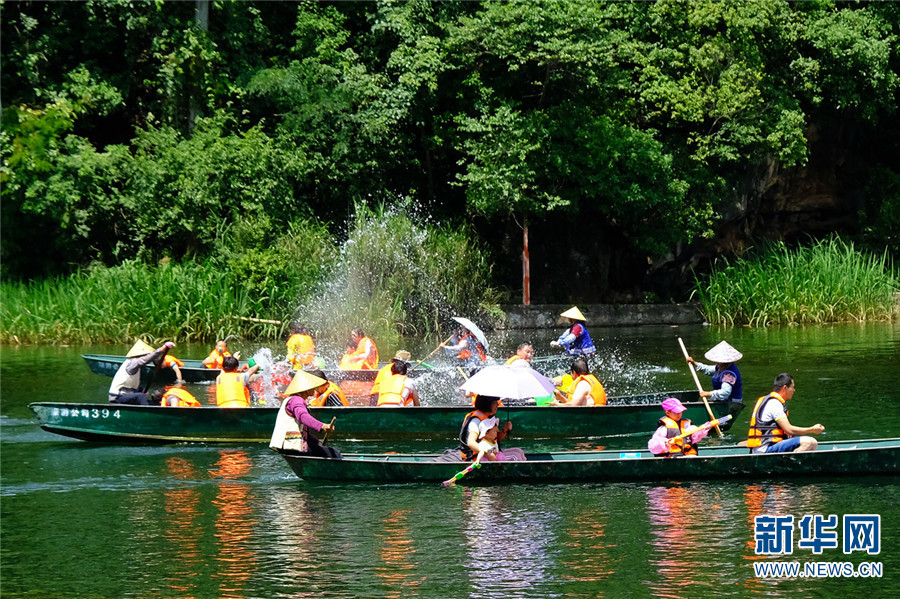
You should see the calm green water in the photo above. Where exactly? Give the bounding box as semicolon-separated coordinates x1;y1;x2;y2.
2;323;898;597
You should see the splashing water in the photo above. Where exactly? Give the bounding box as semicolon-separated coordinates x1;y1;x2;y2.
248;348;286;406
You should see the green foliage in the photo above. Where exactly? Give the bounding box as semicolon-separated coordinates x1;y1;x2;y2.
0;260;257;345
2;0;899;298
694;236;898;326
860;167;900;256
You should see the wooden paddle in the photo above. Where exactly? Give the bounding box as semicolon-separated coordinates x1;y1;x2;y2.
677;338;723;437
410;335;453;371
320;416;337;445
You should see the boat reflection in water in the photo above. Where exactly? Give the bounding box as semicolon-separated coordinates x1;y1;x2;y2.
461;487;556;596
375;509;419;598
161;456;203;598
209;450;256;597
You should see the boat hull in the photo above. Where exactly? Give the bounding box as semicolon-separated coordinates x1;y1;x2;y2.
278;438;900;483
29;390;719;443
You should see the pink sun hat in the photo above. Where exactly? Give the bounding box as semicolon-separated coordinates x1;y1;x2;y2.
661;397;687;414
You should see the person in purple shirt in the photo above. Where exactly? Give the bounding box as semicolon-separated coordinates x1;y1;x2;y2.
269;370;337;458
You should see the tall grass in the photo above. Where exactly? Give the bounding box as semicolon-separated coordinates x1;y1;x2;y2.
0;260;271;344
1;204;502;345
694;237;899;326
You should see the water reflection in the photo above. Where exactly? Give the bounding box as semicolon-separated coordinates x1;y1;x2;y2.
375;509;420;597
461;487;557;597
208;450;256;598
161;456;202;599
646;484;745;598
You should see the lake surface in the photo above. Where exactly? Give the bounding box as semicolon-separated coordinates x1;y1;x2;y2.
2;322;898;597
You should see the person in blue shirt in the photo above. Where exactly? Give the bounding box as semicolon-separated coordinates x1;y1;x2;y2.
549;306;596;356
685;340;744;430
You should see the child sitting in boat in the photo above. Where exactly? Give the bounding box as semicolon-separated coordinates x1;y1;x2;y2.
477;418;526;462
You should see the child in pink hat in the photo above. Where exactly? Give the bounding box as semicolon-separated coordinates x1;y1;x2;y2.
648;397;710;456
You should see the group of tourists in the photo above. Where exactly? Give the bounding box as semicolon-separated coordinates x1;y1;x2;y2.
108;304;826;462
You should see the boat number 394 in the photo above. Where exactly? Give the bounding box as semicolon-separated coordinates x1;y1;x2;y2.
51;407;121;419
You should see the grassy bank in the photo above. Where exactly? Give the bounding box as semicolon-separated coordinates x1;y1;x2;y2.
0;205;499;345
694;237;898;326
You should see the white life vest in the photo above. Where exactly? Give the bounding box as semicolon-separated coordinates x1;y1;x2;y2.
269;398;308;452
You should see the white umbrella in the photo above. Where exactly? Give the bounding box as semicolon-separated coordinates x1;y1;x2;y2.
451;316;489;353
460;365;555;399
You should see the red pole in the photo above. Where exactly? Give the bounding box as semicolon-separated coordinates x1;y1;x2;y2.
522;223;531;306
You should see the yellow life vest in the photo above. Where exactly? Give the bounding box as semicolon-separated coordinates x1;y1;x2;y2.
747;392;788;449
286;333;315;368
660;416;698;456
216;372;250;407
203;348;231;369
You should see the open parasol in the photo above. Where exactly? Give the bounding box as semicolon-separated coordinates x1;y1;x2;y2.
451;316;489;353
460;364;555;400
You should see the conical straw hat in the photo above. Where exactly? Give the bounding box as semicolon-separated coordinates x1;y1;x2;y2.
704;341;743;363
126;339;156;358
560;306;586;321
284;369;327;396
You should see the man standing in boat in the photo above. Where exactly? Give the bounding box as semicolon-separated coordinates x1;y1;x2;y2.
108;339;175;402
270;370;337;458
550;306;596;356
685;340;744;430
747;373;825;454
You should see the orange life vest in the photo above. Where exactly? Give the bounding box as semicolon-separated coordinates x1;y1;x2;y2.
457;410;492;460
163;355;185;368
344;337;379;370
216;372;250;407
457;334;487;362
162;387;201;407
568;374;607;406
660;416;698;456
203;348;231;369
377;373;411;406
505;355;525;366
286;333;315;368
370;363;393;396
309;382;348;407
747;392;788;449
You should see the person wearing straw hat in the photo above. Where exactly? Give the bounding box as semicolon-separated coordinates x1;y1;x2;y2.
550;306;596;356
685;340;744;429
108;339;175;402
269;370;338;457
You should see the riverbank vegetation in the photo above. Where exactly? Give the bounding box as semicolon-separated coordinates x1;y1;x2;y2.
0;205;498;345
694;237;899;326
3;1;899;342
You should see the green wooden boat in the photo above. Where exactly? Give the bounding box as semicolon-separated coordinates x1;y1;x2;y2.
28;390;721;443
277;438;900;483
81;353;430;385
